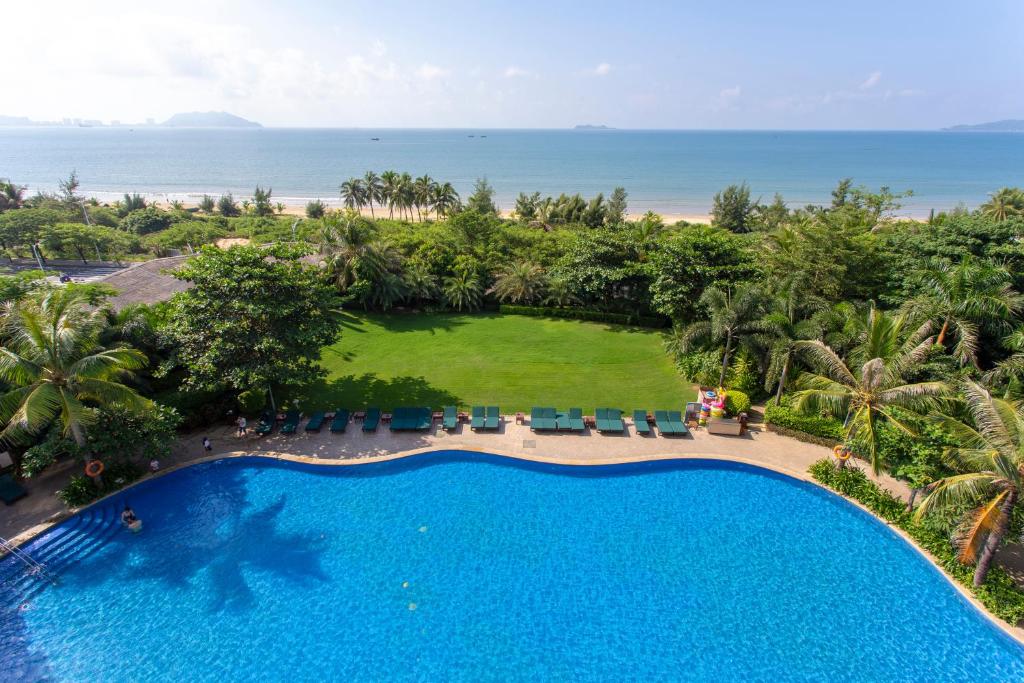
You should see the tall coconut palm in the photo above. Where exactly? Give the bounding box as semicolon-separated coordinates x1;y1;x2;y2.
903;256;1023;366
0;290;149;449
380;171;400;219
676;284;768;387
493;261;547;304
915;379;1024;587
413;175;435;221
402;263;439;305
432;182;460;219
792;307;947;473
979;187;1024;222
443;272;483;311
0;179;27;212
339;178;365;211
363;171;382;219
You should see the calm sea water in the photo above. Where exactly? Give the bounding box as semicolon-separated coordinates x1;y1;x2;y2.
1;128;1022;216
3;453;1024;681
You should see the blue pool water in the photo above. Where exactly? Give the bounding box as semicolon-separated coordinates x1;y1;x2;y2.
3;452;1024;681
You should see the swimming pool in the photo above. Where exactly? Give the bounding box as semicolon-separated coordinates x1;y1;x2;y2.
3;452;1023;681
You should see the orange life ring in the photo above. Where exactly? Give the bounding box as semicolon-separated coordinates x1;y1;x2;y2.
833;445;851;461
84;460;104;477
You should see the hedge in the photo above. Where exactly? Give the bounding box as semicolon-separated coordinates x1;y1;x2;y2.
724;390;751;416
498;305;669;328
764;401;844;446
810;459;1024;626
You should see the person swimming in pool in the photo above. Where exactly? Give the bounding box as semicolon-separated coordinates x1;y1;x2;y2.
121;505;142;531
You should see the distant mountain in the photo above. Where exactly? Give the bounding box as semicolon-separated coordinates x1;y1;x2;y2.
942;119;1024;132
574;124;613;130
161;111;261;128
0;115;34;126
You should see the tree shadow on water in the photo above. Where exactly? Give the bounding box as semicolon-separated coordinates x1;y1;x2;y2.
299;374;462;410
58;466;330;616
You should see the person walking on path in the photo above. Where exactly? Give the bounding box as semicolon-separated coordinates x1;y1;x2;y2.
202;436;213;451
236;416;247;438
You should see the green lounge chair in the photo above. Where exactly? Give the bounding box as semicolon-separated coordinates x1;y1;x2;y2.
363;407;381;432
471;406;486;430
390;407;432;431
305;411;325;432
280;410;301;435
330;409;350;433
254;409;275;436
416;407;433;430
596;408;624;433
633;410;652;435
654;410;675;435
668;410;690;435
0;472;27;505
443;406;458;431
485;406;500;430
530;407;556;431
568;407;585;432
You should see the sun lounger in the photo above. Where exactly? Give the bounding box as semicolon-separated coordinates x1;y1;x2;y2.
485;406;500;430
668;410;689;435
254;409;275;436
390;407;433;431
443;405;458;431
363;407;381;432
305;411;325;432
556;410;571;430
633;410;652;435
596;408;624;433
280;410;301;435
330;408;350;433
471;406;485;430
568;407;585;432
654;410;676;435
0;472;27;505
530;407;558;431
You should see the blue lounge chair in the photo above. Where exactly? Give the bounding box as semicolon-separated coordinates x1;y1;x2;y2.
443;406;458;431
0;472;27;505
330;409;349;433
485;406;500;430
280;410;301;435
633;410;652;435
305;411;325;432
471;406;486;430
363;407;381;432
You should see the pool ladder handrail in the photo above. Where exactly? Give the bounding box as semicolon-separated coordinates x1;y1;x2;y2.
0;536;58;585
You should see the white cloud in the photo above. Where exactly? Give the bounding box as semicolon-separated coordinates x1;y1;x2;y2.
416;63;450;81
859;70;882;90
720;85;741;99
371;40;387;58
593;62;611;76
503;65;529;78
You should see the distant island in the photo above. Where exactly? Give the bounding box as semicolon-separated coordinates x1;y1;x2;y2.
161;111;262;128
0;111;261;128
574;124;614;130
942;119;1024;132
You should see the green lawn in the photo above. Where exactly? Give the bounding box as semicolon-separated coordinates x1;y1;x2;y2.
292;312;693;413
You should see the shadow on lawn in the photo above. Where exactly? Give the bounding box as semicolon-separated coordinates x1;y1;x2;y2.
301;374;462;410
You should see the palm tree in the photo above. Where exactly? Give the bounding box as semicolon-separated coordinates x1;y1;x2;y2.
380;171;400;219
676;285;768;387
339;178;365;212
915;380;1024;587
402;263;439;305
319;212;373;291
493;261;547;304
0;179;26;212
903;256;1023;366
543;277;581;308
431;182;460;219
0;290;149;449
413;175;435;221
979;187;1024;222
363;171;383;219
792;307;947;473
986;328;1024;389
443;272;483;311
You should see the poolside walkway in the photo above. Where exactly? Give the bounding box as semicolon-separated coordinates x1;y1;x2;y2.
3;418;911;543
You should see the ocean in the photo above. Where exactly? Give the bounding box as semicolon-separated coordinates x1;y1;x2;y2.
1;128;1021;217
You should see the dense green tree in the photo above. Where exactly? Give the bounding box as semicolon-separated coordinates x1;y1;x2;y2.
711;182;756;233
305;199;327;219
251;186;274;217
217;193;241;217
466;177;498;215
676;284;768;386
119;206;174;235
40;222;137;262
513;192;541;221
163;244;338;395
606;187;628;226
0;179;26;212
143;221;226;255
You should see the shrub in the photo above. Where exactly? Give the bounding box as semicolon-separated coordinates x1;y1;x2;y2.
305;199;327;219
119;207;174;235
672;349;722;386
724;390;751;416
56;460;144;508
764;400;843;445
725;352;759;396
809;458;1024;625
498;304;668;328
238;387;267;414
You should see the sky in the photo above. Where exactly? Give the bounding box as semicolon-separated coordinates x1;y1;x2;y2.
3;0;1022;129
